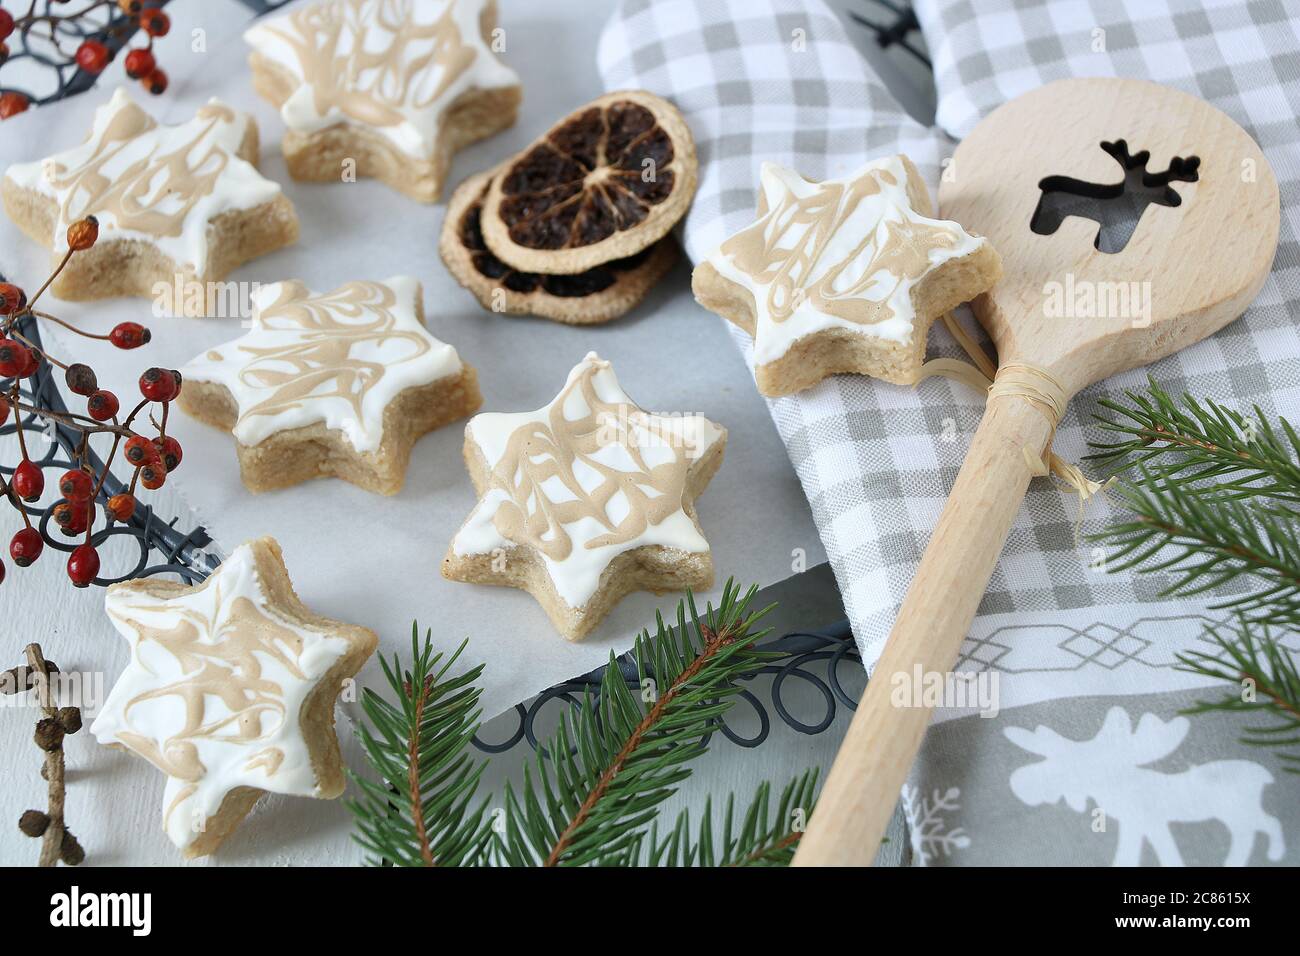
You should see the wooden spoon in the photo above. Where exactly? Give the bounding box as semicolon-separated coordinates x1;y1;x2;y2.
793;77;1279;866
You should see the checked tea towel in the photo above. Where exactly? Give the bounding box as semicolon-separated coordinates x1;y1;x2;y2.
598;0;1299;865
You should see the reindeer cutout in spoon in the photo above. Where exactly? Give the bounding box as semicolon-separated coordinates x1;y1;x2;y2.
794;78;1280;866
1031;140;1202;253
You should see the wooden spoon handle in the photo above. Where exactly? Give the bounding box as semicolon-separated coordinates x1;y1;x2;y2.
792;393;1056;866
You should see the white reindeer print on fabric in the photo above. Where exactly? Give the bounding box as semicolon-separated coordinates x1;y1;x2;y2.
1004;707;1285;867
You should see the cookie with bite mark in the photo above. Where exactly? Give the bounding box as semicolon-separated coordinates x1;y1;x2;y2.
692;155;1002;396
245;0;521;203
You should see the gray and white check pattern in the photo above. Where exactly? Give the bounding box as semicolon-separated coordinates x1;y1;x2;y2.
598;0;1300;686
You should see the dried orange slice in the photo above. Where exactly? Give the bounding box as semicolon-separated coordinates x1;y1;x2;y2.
441;169;678;325
480;90;697;274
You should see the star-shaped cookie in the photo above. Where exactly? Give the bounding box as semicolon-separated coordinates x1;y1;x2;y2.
91;537;378;859
179;276;482;495
245;0;521;202
2;89;299;302
443;352;726;641
692;154;1001;396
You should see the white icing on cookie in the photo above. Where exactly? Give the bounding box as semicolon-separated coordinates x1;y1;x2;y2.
452;352;724;609
182;276;464;454
91;543;352;854
244;0;519;160
705;156;986;364
4;89;282;272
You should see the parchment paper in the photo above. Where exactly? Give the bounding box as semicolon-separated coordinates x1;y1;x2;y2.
0;0;825;723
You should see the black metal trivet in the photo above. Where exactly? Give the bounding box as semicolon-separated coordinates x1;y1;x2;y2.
0;0;174;109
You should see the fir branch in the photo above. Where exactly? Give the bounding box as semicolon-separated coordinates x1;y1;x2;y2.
1088;377;1300;627
1092;379;1300;768
646;769;820;866
349;585;824;867
494;581;785;867
1177;620;1300;773
1096;470;1300;627
346;627;493;867
1088;375;1300;502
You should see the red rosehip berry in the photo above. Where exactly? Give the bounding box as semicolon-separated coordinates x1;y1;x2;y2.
109;321;150;349
123;435;158;466
58;469;94;502
124;48;155;80
0;558;5;584
154;435;183;471
141;67;168;96
106;492;136;522
66;215;98;251
67;544;100;588
75;40;111;75
11;459;44;501
0;10;15;43
65;362;98;396
139;366;178;402
140;460;167;490
118;0;143;15
52;501;85;534
142;9;169;37
0;90;27;119
62;502;93;537
10;527;43;567
86;389;119;421
0;338;31;376
0;393;9;419
0;282;24;315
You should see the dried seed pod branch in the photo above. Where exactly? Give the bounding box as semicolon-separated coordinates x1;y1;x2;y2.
18;643;83;866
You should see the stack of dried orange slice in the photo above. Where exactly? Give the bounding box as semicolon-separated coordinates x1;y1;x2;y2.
441;90;698;325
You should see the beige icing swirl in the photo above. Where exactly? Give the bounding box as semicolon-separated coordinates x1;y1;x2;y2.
487;361;690;563
49;100;239;241
115;591;307;785
234;279;432;430
183;276;463;454
719;164;960;328
266;0;475;129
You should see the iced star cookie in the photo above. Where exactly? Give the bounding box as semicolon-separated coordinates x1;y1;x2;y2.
91;537;378;859
2;89;298;302
245;0;521;202
443;352;726;641
692;155;1002;396
179;276;481;495
440;168;678;324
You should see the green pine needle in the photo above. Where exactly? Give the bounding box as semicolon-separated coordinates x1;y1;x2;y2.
1177;621;1300;774
1087;375;1300;502
646;769;821;866
1096;467;1300;627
